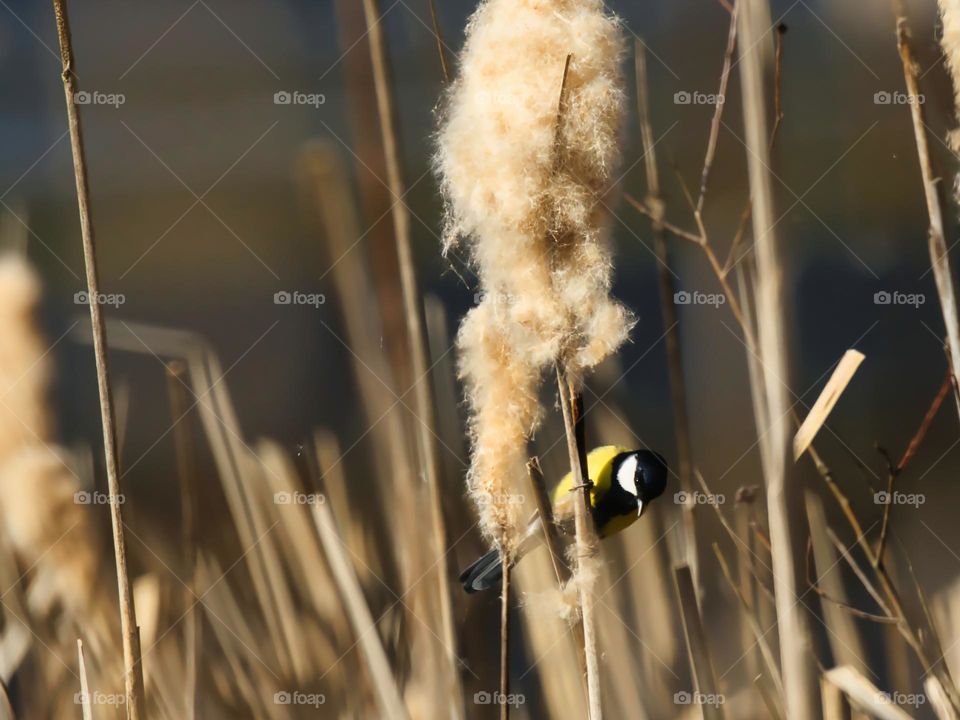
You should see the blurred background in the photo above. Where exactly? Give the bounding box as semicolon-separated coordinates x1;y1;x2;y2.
1;0;959;717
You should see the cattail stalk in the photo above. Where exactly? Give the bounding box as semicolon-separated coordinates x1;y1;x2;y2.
51;2;145;716
557;367;603;720
915;1;960;420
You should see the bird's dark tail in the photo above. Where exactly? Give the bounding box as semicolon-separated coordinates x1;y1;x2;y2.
459;548;503;594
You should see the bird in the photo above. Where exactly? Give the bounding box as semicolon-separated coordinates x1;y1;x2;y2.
459;446;668;593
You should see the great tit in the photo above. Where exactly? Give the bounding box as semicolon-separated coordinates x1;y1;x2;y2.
460;446;668;593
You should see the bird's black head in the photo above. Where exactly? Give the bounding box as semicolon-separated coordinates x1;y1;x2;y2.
613;450;668;516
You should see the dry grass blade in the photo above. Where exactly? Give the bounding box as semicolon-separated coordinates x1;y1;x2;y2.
50;2;145;716
824;666;912;720
311;501;409;720
77;639;92;720
793;350;865;461
166;362;200;720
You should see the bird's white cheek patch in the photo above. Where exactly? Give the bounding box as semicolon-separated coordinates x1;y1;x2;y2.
616;455;638;496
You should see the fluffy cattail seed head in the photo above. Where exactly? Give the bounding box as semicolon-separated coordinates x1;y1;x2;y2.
436;0;632;551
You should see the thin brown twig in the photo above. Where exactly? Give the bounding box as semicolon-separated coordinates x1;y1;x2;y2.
636;40;697;585
897;369;951;473
427;0;450;83
51;2;145;717
696;0;739;215
804;539;897;624
876;370;951;564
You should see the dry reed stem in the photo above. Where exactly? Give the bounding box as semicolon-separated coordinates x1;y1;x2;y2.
819;676;848;720
894;8;960;423
527;457;568;589
925;676;959;720
804;493;869;674
673;563;724;720
500;554;510;720
77;639;92;720
712;544;785;705
635;41;698;587
556;366;603;720
360;3;460;709
738;1;819;715
71;319;294;679
311;502;409;720
50;3;145;716
165;363;199;720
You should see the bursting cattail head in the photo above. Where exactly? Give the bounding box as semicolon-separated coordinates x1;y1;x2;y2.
436;0;632;551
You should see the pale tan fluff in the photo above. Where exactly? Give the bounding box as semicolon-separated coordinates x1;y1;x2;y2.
436;0;631;551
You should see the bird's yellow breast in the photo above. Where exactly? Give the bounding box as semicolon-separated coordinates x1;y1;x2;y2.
550;445;628;510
